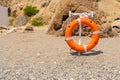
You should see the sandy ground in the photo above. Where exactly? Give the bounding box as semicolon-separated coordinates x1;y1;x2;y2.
0;26;120;80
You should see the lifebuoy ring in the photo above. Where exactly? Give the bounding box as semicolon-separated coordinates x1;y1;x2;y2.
65;18;100;53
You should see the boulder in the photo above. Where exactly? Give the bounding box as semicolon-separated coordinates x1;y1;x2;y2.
111;20;120;33
100;22;111;33
109;29;119;37
111;20;120;27
25;26;34;31
99;22;119;38
47;0;108;37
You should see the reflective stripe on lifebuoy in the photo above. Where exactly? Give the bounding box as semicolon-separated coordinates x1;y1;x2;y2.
65;18;100;53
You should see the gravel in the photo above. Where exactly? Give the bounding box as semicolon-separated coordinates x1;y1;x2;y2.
0;27;120;80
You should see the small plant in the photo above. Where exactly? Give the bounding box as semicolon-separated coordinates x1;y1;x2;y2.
24;5;39;17
31;18;43;26
8;17;15;26
22;20;28;26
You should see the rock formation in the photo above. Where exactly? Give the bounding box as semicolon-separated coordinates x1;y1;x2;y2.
0;0;119;37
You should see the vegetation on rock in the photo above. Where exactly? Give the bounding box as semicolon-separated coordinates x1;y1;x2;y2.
31;18;43;26
24;5;39;17
8;17;15;26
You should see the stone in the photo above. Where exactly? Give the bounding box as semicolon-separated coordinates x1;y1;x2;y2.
109;29;119;37
25;26;34;31
99;22;119;38
5;28;17;34
100;22;111;33
36;52;41;58
111;20;120;28
29;74;36;80
111;20;120;33
119;71;120;74
0;25;8;30
90;78;96;80
70;78;74;80
0;29;6;33
41;1;50;7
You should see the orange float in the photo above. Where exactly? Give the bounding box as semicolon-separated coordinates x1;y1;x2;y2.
65;18;100;53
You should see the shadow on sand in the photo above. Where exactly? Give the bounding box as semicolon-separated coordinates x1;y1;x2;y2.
70;50;103;56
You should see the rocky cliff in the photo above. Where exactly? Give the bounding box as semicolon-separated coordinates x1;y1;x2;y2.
0;0;98;23
0;0;119;37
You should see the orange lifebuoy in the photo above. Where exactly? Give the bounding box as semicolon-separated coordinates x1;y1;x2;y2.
65;18;100;53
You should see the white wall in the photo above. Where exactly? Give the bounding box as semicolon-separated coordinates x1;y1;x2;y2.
0;5;8;29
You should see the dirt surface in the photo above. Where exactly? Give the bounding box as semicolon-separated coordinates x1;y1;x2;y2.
0;27;120;80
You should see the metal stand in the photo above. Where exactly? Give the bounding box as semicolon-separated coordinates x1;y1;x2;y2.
69;11;94;56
